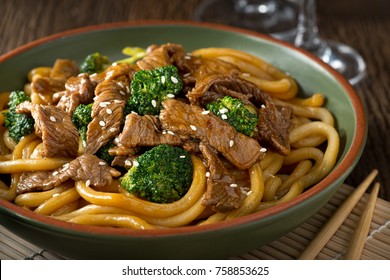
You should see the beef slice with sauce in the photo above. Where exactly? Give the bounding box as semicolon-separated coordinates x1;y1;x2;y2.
16;102;79;158
16;154;121;194
159;99;263;170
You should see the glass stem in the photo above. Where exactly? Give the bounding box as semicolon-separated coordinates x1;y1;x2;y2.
293;0;326;54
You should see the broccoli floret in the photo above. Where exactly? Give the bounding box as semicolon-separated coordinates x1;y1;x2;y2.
80;52;110;74
3;91;35;142
120;144;193;204
95;139;115;164
71;103;93;142
128;65;183;115
206;96;258;137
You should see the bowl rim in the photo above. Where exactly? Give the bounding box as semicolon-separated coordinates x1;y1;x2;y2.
0;20;367;238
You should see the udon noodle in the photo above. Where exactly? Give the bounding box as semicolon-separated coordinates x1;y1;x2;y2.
0;45;339;230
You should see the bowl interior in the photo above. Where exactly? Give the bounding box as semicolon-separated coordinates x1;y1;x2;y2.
0;22;366;258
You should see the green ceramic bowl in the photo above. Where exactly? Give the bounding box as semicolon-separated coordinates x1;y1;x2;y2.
0;21;366;259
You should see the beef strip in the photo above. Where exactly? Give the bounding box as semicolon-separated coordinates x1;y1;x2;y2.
30;59;79;105
109;113;182;156
85;78;130;155
16;154;121;195
136;43;191;72
53;73;95;114
159;99;262;170
16;102;79;158
199;142;244;212
251;89;293;155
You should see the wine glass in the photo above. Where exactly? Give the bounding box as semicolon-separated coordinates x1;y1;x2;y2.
293;0;366;85
194;0;300;43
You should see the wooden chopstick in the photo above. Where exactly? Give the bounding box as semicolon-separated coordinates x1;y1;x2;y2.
298;169;379;260
344;182;381;259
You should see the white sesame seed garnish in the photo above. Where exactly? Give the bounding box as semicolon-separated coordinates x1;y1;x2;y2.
190;125;197;131
112;62;118;66
183;73;191;77
167;130;175;135
170;76;179;84
52;193;60;198
49;116;56;122
151;100;157;107
86;180;91;187
221;114;228;120
114;99;122;104
119;90;126;96
230;183;238;188
179;155;186;158
124;159;132;166
106;108;113;114
90;73;97;78
133;160;139;167
109;127;117;133
205;171;210;178
219;108;228;114
201;110;210;115
161;76;166;84
52;171;59;176
229;140;234;147
260;147;267;153
167;93;175;98
82;140;87;148
246;190;253;196
261;104;266;109
99;161;106;166
242;72;251;77
99;121;106;127
162;130;167;135
99;102;107;108
185;55;192;60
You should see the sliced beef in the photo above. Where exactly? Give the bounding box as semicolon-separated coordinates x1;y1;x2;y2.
137;43;190;71
85;79;129;154
200;142;244;212
53;73;95;114
251;89;293;155
30;59;79;105
16;102;79;158
110;113;182;156
89;62;135;85
159;99;262;170
16;154;121;195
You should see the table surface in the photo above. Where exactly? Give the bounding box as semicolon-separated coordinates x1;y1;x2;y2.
1;0;389;201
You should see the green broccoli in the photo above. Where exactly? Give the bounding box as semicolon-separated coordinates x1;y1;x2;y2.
206;96;258;137
71;103;93;142
80;52;110;74
3;91;35;142
120;144;193;204
128;65;183;116
95;139;115;164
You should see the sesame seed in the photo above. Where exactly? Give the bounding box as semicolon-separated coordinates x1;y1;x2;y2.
112;62;118;66
167;130;175;135
52;193;59;198
230;183;238;188
167;93;175;98
162;130;167;135
190;125;197;131
49;116;56;122
242;72;250;77
229;140;234;147
133;160;139;167
90;73;97;78
82;140;87;148
179;155;186;158
201;110;210;115
86;180;91;187
171;76;179;84
106;108;113;114
183;73;191;77
99;121;106;127
99;161;106;166
219;108;228;114
185;55;192;60
205;172;210;177
221;114;228;120
99;102;107;108
161;76;166;84
261;104;266;109
52;171;59;176
246;190;253;196
109;127;117;133
151;100;157;107
124;159;132;166
119;90;126;95
260;147;267;153
114;100;122;104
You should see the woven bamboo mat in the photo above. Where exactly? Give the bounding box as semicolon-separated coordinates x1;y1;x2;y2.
1;184;389;260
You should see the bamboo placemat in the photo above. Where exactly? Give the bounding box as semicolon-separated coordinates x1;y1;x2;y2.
1;184;389;260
